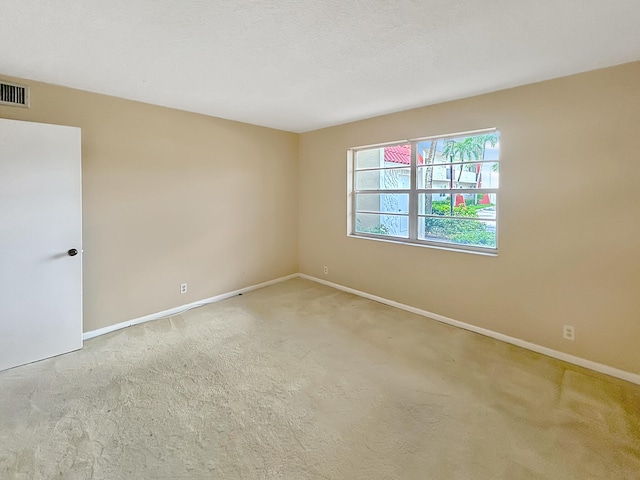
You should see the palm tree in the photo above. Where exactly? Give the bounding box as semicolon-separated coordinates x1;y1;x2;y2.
422;141;438;215
443;134;498;205
443;134;496;182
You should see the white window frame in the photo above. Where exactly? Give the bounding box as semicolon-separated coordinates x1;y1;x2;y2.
347;128;499;254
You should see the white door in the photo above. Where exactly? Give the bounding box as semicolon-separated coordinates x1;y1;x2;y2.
0;118;82;371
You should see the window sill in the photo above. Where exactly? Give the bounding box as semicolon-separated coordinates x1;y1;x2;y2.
347;233;498;257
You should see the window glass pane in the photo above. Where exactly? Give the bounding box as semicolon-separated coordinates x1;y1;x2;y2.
419;217;496;248
440;133;500;164
417;162;499;189
355;143;411;170
416;139;448;165
419;193;496;220
417;164;451;189
356;193;409;214
355;213;409;238
473;162;499;188
355;168;410;190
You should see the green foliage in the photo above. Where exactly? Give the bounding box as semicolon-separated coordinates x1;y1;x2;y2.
450;229;495;246
425;201;495;247
425;216;495;247
430;200;451;216
430;200;493;217
462;204;495;215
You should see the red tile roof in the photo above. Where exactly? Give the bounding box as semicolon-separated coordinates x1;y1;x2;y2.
383;145;424;165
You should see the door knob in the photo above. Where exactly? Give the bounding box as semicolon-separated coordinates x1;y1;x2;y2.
68;249;78;257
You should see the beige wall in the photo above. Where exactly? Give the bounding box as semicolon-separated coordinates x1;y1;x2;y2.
0;76;299;332
299;62;640;374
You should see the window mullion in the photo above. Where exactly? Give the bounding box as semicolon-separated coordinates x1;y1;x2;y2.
409;141;418;240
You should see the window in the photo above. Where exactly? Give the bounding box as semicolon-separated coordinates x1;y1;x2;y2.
349;129;500;253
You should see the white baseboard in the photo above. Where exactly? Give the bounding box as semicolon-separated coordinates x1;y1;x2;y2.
83;273;298;341
298;274;640;386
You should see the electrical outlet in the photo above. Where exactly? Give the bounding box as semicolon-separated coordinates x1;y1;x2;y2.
323;266;329;275
563;325;575;341
180;283;187;294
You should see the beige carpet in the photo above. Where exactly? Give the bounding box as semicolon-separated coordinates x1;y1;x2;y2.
1;278;639;479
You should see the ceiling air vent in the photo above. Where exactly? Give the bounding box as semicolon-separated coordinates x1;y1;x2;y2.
0;81;30;108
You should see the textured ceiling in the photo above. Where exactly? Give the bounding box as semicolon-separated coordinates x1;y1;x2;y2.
1;0;640;132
